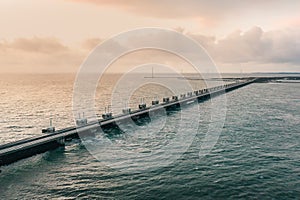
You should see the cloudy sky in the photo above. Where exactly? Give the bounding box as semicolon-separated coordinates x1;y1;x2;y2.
0;0;299;73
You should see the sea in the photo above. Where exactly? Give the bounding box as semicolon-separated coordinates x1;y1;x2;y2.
0;73;299;199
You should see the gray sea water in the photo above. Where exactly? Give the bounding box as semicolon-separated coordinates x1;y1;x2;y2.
0;73;299;199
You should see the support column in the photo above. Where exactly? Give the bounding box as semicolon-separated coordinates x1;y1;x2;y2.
57;137;65;146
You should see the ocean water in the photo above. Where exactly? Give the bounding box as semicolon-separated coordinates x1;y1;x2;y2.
0;74;299;199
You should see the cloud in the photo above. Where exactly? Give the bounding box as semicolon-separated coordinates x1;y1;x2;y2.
0;26;299;73
69;0;242;22
188;26;300;65
262;29;300;64
70;0;300;22
82;38;102;49
78;26;300;73
0;37;69;54
0;37;84;73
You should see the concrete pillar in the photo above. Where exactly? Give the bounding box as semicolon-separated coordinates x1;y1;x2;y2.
57;137;65;146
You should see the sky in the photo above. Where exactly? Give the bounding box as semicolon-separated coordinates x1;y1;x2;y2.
0;0;299;73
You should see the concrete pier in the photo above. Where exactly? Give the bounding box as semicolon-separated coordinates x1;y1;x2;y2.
0;79;256;167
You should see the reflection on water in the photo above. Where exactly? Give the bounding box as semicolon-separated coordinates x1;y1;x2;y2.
0;73;222;144
0;74;299;199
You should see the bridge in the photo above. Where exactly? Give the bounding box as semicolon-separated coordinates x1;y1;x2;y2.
0;78;256;167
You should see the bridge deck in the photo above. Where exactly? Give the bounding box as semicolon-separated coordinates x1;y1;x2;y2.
0;79;255;167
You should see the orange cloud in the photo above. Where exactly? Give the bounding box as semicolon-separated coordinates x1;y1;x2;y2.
69;0;238;20
0;37;69;54
0;26;299;73
69;0;300;21
82;38;103;50
0;37;84;73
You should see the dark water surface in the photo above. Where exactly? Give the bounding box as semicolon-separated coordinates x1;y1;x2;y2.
0;74;299;199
